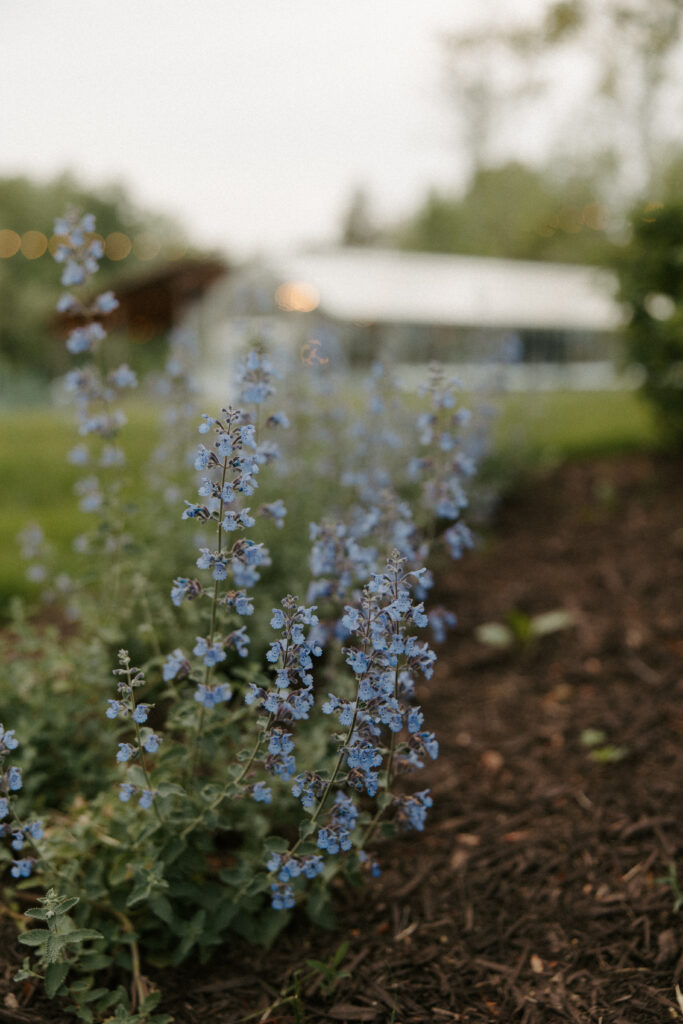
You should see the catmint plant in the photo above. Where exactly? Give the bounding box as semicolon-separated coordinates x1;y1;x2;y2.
48;211;138;621
8;209;478;1016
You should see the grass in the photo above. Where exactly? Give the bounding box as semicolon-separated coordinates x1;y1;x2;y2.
0;387;663;616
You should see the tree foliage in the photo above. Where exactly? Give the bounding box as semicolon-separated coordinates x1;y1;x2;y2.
394;162;612;264
610;200;683;445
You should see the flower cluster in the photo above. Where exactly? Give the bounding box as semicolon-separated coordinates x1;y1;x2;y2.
329;553;438;800
1;725;42;879
107;651;162;810
267;850;325;910
244;598;323;797
410;364;476;550
51;211;137;594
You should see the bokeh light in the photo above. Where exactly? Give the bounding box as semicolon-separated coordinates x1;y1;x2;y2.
275;280;319;312
0;229;21;257
105;232;132;260
20;231;48;259
133;232;160;261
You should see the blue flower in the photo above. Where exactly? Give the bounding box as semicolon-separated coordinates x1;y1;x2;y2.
1;727;19;751
194;683;232;709
11;859;33;879
61;260;85;287
216;432;233;458
234;594;254;616
229;627;250;658
106;700;124;719
110;364;137;389
345;649;368;675
133;704;151;724
252;782;272;804
139;790;155;810
7;767;22;791
116;743;136;763
270;882;295;910
27;821;44;841
0;798;8;820
270;609;285;630
119;783;136;802
143;733;161;753
193;637;226;667
163;648;187;682
193;445;212;471
240;424;256;448
94;291;119;314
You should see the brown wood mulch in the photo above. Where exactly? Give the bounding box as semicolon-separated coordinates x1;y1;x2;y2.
2;452;683;1023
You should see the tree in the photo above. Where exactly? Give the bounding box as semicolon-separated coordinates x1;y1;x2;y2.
394;162;612;264
609;199;683;445
339;187;382;247
442;1;683;199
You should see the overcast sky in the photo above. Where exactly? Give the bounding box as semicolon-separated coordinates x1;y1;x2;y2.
3;0;571;257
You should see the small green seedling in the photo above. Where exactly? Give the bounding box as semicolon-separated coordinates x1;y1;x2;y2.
579;728;628;764
476;608;574;651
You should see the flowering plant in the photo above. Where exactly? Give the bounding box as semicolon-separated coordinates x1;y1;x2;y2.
4;212;476;1021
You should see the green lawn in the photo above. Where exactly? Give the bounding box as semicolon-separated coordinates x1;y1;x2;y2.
0;388;662;615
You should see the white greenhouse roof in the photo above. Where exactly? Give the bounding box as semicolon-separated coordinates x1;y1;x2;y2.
266;248;622;332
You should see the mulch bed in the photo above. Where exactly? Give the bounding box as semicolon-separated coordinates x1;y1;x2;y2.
2;452;683;1023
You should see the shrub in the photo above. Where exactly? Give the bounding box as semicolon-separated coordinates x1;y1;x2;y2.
611;201;683;446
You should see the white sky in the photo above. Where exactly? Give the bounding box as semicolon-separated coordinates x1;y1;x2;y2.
2;0;584;258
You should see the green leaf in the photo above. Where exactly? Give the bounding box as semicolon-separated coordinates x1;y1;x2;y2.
108;858;132;888
580;728;607;748
589;744;628;764
18;930;50;947
126;881;152;909
69;1006;94;1023
54;896;80;916
149;895;174;926
77;988;112;1004
126;765;148;789
25;908;50;920
139;991;162;1013
264;835;291;853
45;961;69;999
77;953;113;971
156;782;186;799
298;820;316;839
45;932;65;964
530;609;575;637
63;929;104;944
69;978;95;994
305;886;337;930
475;622;514;649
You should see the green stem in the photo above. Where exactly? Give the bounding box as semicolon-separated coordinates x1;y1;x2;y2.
188;455;229;781
126;663;165;827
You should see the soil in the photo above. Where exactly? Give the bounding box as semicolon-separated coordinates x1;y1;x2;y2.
2;452;683;1024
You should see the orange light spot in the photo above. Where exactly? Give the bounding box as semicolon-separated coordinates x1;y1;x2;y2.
275;280;319;313
0;229;21;257
105;232;132;260
20;231;48;259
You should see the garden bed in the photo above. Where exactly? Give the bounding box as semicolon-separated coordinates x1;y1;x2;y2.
3;451;683;1023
